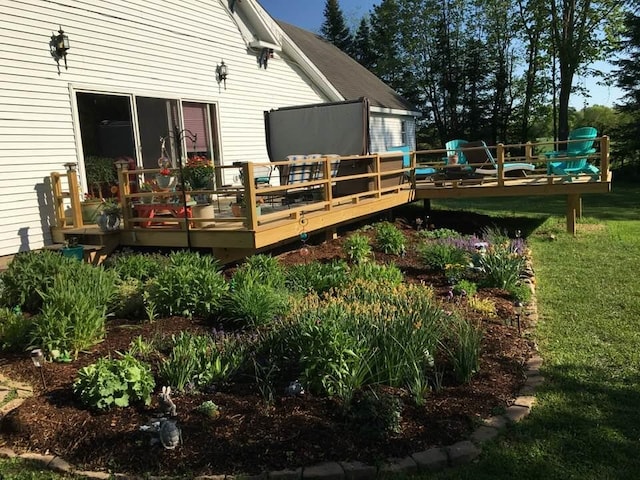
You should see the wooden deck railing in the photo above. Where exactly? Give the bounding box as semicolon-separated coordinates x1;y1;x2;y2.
50;136;610;232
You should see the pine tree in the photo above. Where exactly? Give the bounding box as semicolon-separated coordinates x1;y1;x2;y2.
320;0;353;54
352;17;375;69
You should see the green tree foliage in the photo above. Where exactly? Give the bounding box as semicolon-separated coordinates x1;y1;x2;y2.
352;17;375;69
320;0;354;54
613;10;640;171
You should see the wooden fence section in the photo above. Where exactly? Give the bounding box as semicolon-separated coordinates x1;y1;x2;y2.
50;137;612;262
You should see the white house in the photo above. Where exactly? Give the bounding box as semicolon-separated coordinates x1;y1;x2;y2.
0;0;419;258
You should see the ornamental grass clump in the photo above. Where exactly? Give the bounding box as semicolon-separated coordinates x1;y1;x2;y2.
284;259;349;294
232;254;286;290
222;269;289;328
104;251;167;281
418;241;470;271
349;262;403;285
476;242;526;291
441;315;484;383
374;222;406;256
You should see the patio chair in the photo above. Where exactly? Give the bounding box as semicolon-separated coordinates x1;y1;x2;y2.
545;126;599;180
463;140;535;177
388;145;437;179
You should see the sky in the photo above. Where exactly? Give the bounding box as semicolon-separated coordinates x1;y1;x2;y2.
258;0;624;108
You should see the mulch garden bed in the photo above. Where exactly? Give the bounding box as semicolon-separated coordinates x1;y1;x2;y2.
0;211;535;477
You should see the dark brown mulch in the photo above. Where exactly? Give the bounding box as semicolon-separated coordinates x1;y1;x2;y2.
0;215;534;477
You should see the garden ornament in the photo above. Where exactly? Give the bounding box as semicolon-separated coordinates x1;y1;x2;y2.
285;380;305;396
158;386;177;417
159;418;182;450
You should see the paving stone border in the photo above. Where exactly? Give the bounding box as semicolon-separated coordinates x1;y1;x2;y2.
0;263;543;479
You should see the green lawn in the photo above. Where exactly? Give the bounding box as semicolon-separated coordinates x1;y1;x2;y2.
425;180;640;479
3;181;640;479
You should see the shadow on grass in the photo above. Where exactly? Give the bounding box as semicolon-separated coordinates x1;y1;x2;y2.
426;363;640;480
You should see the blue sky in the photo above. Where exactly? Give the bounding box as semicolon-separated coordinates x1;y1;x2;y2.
258;0;623;108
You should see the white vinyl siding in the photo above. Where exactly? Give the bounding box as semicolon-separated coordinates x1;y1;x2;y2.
369;114;416;153
0;0;327;256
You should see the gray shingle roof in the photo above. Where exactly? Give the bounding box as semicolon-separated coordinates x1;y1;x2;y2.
278;21;417;113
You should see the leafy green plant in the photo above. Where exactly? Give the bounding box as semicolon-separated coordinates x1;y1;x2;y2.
476;243;526;290
73;354;155;411
111;278;145;319
0;307;33;352
31;266;118;357
468;297;497;318
442;315;484;383
444;262;468;284
418;242;470;271
222;272;289;328
159;331;244;392
374;222;406;256
507;281;532;303
0;250;72;312
104;251;167;281
346;390;402;438
349;262;403;285
453;279;478;297
285;260;349;294
252;357;278;406
417;228;463;240
343;233;372;264
127;335;157;360
233;254;286;290
195;400;220;418
146;257;228;318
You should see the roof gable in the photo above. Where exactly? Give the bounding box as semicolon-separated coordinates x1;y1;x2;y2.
277;21;417;113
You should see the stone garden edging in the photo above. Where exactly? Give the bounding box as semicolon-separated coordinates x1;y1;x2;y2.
0;264;543;479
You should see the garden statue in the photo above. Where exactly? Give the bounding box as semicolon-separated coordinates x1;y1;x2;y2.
159;418;182;450
285;379;305;396
158;386;177;417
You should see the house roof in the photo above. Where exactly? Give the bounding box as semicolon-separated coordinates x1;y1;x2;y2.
277;21;417;114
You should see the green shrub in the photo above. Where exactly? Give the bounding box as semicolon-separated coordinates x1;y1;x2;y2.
104;251;167;281
417;228;462;240
0;250;72;312
0;307;33;352
374;222;406;256
222;273;289;327
146;262;228;318
476;243;526;290
507;282;532;303
168;250;221;270
233;254;286;290
418;242;470;271
453;279;478;297
343;233;372;264
285;260;349;294
111;278;145;319
31;266;118;356
196;400;220;418
346;390;402;438
73;354;155;411
349;262;403;285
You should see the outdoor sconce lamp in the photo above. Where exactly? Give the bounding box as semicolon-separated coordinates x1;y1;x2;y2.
217;60;228;89
30;349;47;389
63;162;77;173
51;26;70;69
514;301;523;335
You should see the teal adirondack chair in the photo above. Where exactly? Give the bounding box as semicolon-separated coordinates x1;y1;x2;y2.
444;139;469;165
388;145;437;179
546;127;600;180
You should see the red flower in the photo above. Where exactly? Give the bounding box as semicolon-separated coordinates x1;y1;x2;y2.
160;167;171;176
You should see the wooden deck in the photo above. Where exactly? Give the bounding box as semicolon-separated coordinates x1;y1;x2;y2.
51;137;612;263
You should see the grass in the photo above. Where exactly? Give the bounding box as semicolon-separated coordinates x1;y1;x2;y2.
3;181;640;479
423;179;640;479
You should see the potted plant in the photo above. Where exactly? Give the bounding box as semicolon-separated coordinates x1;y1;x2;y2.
183;156;214;203
97;199;122;232
231;194;264;217
80;193;103;223
139;181;155;203
156;157;174;190
85;156;117;198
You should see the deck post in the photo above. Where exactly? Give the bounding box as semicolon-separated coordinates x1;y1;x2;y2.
525;142;533;163
244;163;258;230
322;156;333;210
118;163;131;230
600;135;610;182
50;172;66;228
497;144;505;187
66;164;83;227
566;194;581;235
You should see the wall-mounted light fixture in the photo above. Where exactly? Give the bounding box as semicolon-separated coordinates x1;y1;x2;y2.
258;48;273;69
216;61;228;90
51;26;70;69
